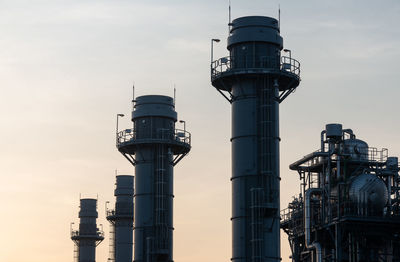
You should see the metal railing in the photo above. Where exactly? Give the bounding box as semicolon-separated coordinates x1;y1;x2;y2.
211;55;300;79
71;230;80;237
106;209;116;217
280;206;304;236
281;198;400;227
281;207;304;224
368;147;388;162
117;128;191;147
71;229;105;238
296;146;388;169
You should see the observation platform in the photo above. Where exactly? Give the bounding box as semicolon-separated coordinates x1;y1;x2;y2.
106;209;133;221
211;55;300;92
70;230;104;242
117;128;191;155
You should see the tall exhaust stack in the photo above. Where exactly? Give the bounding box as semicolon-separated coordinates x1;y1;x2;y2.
116;95;191;262
211;16;300;262
106;175;134;262
71;198;104;262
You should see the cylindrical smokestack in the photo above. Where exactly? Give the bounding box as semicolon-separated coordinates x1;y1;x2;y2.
71;198;104;262
107;175;134;262
211;16;300;262
117;95;191;262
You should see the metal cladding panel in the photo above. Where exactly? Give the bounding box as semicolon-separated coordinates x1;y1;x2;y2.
115;175;134;196
79;245;96;262
134;150;155;227
115;225;133;262
232;138;257;174
79;199;98;218
132;95;177;121
232;98;256;138
228;16;283;50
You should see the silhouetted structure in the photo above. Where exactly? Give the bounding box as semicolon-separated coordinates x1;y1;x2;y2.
71;198;104;262
117;95;191;262
106;175;134;262
211;16;300;262
281;124;400;262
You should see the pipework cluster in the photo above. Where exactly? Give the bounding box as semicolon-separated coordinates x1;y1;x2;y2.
281;123;400;262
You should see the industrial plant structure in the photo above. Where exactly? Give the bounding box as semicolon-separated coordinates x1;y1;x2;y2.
68;11;400;262
71;198;104;262
281;124;400;262
116;95;191;262
211;16;300;262
106;175;134;262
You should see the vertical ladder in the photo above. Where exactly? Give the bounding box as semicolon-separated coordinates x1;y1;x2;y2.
250;188;264;262
73;244;79;262
108;223;115;261
155;144;168;253
259;76;275;203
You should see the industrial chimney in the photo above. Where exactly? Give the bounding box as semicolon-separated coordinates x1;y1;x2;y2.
116;95;191;262
71;198;104;262
211;16;300;262
106;175;134;262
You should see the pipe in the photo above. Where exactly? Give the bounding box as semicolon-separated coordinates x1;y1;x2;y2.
289;152;330;171
343;128;355;139
321;130;326;152
305;188;323;262
388;175;392;211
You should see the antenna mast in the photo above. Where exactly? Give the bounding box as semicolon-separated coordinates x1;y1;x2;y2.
173;85;176;107
278;5;281;29
229;0;232;33
132;82;135;111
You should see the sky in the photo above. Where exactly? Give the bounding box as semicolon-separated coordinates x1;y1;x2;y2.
0;0;400;262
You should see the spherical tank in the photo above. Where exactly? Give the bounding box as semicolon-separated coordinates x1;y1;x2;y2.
349;173;388;212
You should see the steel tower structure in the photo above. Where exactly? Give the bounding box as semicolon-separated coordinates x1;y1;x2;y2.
281;124;400;262
71;198;104;262
211;16;300;262
106;175;134;262
116;95;191;262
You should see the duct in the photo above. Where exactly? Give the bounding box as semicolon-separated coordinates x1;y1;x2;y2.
305;188;322;262
320;130;326;152
289;152;329;171
343;128;355;139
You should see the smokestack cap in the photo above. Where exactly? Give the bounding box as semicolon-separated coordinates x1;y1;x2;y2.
227;16;283;50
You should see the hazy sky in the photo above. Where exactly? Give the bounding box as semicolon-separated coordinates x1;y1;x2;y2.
1;1;400;262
